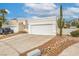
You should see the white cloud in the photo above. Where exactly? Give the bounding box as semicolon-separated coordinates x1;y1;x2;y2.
25;3;56;10
24;3;57;17
24;3;79;19
31;16;40;19
56;6;79;19
63;7;79;18
67;7;79;13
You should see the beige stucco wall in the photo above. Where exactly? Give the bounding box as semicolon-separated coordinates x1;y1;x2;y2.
3;19;28;33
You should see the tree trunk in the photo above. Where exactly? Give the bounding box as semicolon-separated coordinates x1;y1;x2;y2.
0;21;2;28
2;13;5;23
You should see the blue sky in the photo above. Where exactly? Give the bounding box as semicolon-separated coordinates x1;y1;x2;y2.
0;3;79;20
0;3;33;19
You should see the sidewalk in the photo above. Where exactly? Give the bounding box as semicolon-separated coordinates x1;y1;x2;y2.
59;43;79;56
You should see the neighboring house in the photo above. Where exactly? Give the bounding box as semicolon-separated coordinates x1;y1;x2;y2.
28;17;57;35
3;18;28;33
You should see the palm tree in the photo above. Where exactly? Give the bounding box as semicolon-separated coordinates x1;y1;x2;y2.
57;4;64;36
0;9;8;22
0;9;8;28
0;16;3;28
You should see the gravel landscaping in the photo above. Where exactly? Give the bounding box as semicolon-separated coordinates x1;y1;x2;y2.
38;36;79;56
25;36;79;56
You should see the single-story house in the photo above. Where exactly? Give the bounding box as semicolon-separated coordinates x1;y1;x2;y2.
3;18;28;33
28;17;57;35
3;17;57;35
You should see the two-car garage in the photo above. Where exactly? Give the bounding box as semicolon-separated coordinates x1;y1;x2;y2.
28;17;57;35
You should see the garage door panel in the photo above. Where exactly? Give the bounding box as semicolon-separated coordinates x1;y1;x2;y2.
30;24;56;35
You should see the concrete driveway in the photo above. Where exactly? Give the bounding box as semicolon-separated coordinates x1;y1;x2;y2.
59;43;79;56
0;34;53;56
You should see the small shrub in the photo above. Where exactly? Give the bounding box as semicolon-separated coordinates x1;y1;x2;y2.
76;24;79;28
18;31;27;33
64;24;70;28
70;30;79;37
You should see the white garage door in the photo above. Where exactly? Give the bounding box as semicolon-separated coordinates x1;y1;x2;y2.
29;24;56;35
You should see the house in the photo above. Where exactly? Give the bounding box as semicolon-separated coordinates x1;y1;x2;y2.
3;17;57;35
28;17;57;35
3;18;28;33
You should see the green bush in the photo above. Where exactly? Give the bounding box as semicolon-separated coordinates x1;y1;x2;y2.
70;30;79;37
76;24;79;28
